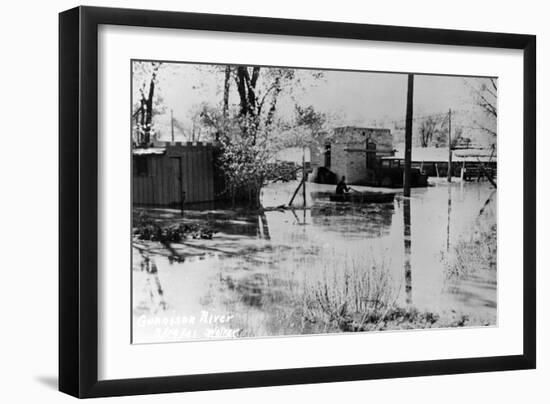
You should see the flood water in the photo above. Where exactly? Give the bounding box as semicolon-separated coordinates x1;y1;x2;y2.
132;180;497;343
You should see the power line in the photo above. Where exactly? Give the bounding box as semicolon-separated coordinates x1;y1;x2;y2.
363;108;472;127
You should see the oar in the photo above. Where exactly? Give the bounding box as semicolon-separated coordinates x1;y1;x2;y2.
348;187;361;193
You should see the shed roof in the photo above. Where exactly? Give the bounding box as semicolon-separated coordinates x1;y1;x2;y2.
385;146;496;163
132;147;166;156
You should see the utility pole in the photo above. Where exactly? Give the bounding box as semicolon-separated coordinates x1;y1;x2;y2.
170;109;174;142
302;146;307;208
404;74;414;197
447;108;452;182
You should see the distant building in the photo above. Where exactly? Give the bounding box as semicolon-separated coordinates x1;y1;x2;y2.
310;126;395;185
387;145;497;179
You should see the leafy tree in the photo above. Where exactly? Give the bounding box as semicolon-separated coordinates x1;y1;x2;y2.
217;130;275;208
294;105;327;145
184;102;224;142
217;66;322;207
229;66;298;140
270;105;329;150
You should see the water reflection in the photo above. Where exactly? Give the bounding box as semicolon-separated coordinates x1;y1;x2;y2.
402;197;412;305
310;201;394;237
132;180;497;343
447;184;452;252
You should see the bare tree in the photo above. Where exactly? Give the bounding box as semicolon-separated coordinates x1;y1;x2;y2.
467;78;497;138
419;116;438;147
222;65;231;123
133;61;163;146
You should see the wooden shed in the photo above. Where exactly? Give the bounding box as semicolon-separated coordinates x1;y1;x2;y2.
132;141;220;207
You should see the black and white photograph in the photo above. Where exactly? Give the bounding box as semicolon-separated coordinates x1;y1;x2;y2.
131;60;498;343
1;0;544;401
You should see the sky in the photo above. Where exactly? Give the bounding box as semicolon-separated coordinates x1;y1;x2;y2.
133;61;494;144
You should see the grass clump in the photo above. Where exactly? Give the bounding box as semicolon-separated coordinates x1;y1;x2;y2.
299;257;403;333
444;203;497;279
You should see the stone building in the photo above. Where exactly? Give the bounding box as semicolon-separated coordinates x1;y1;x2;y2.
310;126;394;185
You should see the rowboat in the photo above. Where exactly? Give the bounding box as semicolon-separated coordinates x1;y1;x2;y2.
314;191;395;204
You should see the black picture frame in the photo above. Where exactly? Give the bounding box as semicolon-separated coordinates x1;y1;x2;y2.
59;5;536;398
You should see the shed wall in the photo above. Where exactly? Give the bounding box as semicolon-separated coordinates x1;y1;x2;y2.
133;142;217;206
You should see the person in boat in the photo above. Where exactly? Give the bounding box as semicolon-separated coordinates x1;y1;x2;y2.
335;176;351;195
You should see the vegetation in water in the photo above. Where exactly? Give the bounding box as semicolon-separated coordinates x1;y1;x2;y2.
295;258;479;333
225;246;496;339
443;200;497;279
133;211;216;245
